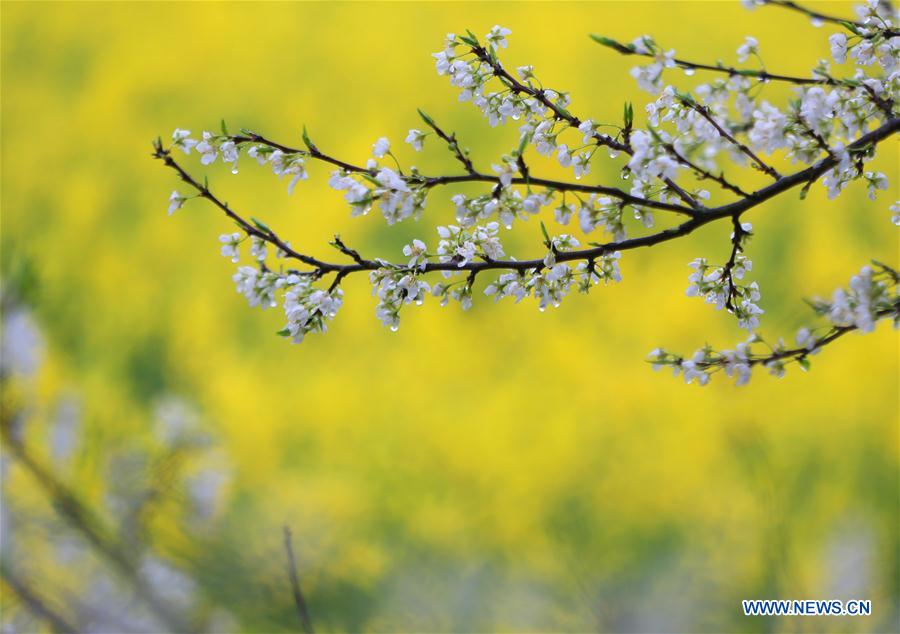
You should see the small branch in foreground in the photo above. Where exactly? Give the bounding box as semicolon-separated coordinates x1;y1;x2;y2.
0;420;189;633
1;564;78;634
283;526;314;634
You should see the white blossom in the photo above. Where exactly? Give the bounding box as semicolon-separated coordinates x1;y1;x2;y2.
283;276;344;343
829;33;848;64
219;233;242;263
195;131;218;165
864;171;888;199
486;25;511;50
168;191;187;216
736;36;759;63
405;129;425;151
748;102;788;152
249;236;267;261
403;239;428;270
172;128;197;154
372;137;391;158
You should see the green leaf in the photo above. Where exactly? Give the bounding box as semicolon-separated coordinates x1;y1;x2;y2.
276;327;291;337
838;20;861;35
676;90;695;106
517;133;530;157
417;108;436;128
799;180;813;200
251;217;272;233
302;126;317;151
539;220;551;245
623;102;633;128
220;119;229;136
590;34;636;54
797;357;811;372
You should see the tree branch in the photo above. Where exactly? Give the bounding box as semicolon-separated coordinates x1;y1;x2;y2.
155;117;899;289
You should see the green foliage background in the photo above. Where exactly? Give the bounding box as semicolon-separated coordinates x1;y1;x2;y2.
1;2;897;631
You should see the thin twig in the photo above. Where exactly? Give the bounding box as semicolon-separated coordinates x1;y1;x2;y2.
659;138;751;198
710;303;899;370
685;101;781;179
417;110;476;174
595;38;838;86
721;214;748;312
762;0;899;38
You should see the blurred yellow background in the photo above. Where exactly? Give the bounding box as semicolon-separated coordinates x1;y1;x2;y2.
2;1;897;632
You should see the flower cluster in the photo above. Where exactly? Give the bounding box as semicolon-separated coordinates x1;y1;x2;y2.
483;251;623;308
282;276;344;343
451;189;546;229
371;268;431;330
173;128;310;192
215;229;346;343
808;263;898;333
686;251;763;331
328;162;427;224
436;222;504;268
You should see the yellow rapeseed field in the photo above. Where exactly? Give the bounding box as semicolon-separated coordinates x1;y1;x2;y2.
1;2;897;631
